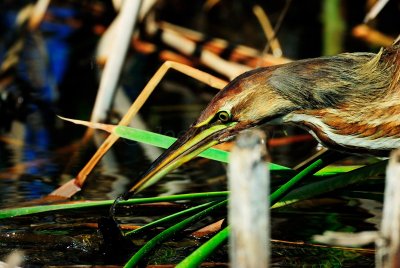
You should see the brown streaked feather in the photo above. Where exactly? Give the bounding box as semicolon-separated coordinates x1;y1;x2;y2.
269;46;398;109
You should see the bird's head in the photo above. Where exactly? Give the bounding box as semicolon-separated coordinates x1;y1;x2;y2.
128;66;296;194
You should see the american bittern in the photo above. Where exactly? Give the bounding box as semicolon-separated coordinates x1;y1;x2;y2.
127;42;399;195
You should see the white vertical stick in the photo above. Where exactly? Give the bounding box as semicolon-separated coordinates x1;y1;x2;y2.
90;0;142;123
364;0;390;23
228;130;270;268
377;149;400;267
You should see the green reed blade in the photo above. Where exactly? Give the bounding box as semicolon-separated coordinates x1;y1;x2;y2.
176;151;343;267
124;199;227;268
270;150;342;204
114;125;290;172
125;201;219;237
176;226;230;268
114;125;353;176
0;192;228;219
272;159;387;208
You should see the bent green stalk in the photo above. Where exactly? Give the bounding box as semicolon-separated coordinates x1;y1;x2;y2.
124;201;219;237
178;151;345;266
124;199;227;268
180;159;386;267
269;150;342;204
176;226;230;268
272;159;387;208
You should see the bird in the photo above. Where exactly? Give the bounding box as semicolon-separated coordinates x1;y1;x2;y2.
128;42;400;195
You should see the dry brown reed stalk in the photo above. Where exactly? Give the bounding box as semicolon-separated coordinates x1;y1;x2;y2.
50;1;142;199
252;5;283;58
51;61;227;198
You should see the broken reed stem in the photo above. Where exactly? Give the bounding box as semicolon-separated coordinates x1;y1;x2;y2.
352;24;395;48
52;61;227;197
62;0;142;193
146;16;250;80
228;130;269;268
377;149;400;268
253;5;282;58
159;21;291;66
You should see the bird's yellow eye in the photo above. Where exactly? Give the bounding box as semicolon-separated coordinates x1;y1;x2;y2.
217;110;231;123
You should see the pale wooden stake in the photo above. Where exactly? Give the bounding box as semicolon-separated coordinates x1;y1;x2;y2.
228;130;269;268
377;149;400;268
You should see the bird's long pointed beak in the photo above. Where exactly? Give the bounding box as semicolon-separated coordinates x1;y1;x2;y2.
129;121;237;194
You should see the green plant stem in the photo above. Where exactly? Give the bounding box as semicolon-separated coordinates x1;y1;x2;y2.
322;0;346;55
178;151;342;266
125;201;218;237
270;151;341;205
0;191;228;219
272;159;387;208
124;199;227;268
114;125;351;177
176;226;230;268
314;165;360;176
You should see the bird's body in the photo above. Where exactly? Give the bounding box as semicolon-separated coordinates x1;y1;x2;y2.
274;47;399;155
200;45;400;155
129;43;400;193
